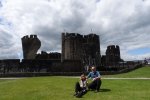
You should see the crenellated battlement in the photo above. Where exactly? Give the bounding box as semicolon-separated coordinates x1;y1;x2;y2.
30;35;37;38
62;32;83;39
22;35;38;41
83;33;99;39
107;45;115;50
62;32;99;40
107;45;120;50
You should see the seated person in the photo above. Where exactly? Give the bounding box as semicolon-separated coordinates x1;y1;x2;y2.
74;74;88;98
87;66;102;92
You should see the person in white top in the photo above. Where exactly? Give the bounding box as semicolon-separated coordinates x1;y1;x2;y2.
74;74;88;98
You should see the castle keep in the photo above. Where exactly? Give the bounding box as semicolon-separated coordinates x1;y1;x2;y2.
61;33;101;67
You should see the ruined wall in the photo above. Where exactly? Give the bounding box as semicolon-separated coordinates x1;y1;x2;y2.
106;45;121;66
0;59;20;73
21;35;41;59
51;60;83;72
36;51;61;60
20;59;82;72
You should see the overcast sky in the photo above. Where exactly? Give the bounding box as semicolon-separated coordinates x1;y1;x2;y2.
0;0;150;60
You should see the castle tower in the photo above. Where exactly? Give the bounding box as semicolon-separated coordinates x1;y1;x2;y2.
21;35;41;59
61;32;83;61
106;45;121;66
61;32;101;68
83;33;101;66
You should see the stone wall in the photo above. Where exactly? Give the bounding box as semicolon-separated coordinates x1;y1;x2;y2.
0;59;20;73
36;51;61;60
0;59;83;73
0;63;144;77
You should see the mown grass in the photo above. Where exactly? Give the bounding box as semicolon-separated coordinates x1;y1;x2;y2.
103;65;150;78
0;65;150;100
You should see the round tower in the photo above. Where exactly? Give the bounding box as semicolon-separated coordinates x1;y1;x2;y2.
21;35;41;59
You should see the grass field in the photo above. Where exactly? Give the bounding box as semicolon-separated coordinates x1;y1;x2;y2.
0;66;150;100
103;65;150;78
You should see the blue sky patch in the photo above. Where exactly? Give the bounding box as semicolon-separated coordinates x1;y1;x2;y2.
128;47;150;55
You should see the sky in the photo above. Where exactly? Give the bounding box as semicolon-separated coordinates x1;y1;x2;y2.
0;0;150;61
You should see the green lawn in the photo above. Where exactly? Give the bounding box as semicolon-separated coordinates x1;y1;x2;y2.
103;65;150;78
0;65;150;100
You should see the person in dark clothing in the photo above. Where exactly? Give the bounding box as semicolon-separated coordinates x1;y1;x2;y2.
74;74;88;98
87;66;102;92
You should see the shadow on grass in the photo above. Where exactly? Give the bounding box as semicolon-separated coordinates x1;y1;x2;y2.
73;89;111;98
89;88;111;93
100;88;111;92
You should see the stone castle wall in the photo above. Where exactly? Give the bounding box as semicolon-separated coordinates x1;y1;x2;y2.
0;59;83;73
36;51;61;60
0;59;20;73
0;33;124;74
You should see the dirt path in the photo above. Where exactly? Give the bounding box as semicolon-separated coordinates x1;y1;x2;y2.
1;77;150;80
0;77;25;80
65;76;150;80
102;77;150;80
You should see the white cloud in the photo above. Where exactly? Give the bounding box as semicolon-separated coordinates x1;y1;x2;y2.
0;0;150;60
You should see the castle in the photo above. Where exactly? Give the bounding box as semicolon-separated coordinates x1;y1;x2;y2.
0;32;123;74
21;32;122;71
21;33;102;71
